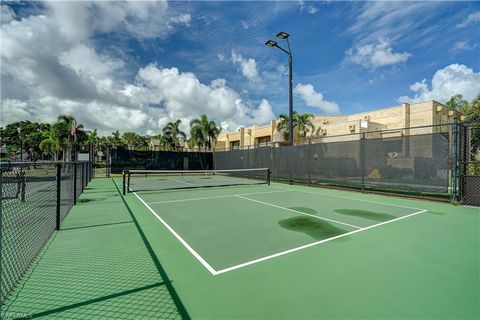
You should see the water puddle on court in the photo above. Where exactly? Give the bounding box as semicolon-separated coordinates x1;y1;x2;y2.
278;208;348;240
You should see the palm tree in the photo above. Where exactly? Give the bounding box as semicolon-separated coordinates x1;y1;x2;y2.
122;132;141;150
159;134;172;151
190;114;221;152
55;115;86;161
295;113;315;138
276;112;315;139
163;119;186;151
111;130;122;149
276;111;299;137
39;128;62;161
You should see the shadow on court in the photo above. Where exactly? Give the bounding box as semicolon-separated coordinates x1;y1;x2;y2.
2;179;190;319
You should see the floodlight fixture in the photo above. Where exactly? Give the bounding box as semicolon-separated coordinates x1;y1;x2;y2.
276;31;289;39
265;40;277;47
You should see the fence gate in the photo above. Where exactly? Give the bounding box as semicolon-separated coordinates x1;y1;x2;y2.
460;123;480;206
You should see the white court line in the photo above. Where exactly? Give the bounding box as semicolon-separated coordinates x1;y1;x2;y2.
235;195;362;229
214;209;427;275
270;185;424;211
132;191;218;275
147;190;289;205
132;185;427;276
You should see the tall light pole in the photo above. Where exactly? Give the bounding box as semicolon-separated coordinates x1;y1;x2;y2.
265;31;293;145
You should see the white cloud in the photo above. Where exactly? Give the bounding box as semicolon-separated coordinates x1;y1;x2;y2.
122;64;274;131
0;2;274;135
45;1;188;42
451;40;477;52
0;5;15;25
348;2;443;43
231;50;260;83
457;11;480;28
307;6;319;15
294;83;340;114
59;44;124;79
345;39;411;69
298;1;319;15
1;99;31;123
398;64;480;103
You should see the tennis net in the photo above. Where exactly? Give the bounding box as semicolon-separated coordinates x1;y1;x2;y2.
123;168;270;194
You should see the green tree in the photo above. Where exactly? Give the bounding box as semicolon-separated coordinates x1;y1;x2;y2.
163;119;186;151
295;113;315;137
111;130;123;149
0;121;51;160
122;132;141;150
446;94;470;113
54;115;86;161
464;94;480;122
39;126;63;161
276;112;315;138
190;114;221;152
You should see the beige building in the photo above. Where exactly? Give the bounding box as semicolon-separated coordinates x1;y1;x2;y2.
216;100;463;150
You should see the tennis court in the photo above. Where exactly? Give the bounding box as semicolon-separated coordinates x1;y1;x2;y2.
125;169;427;275
1;168;478;319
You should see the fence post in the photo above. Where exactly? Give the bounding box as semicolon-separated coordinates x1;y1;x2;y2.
0;168;3;304
73;163;77;205
307;138;311;187
56;163;62;230
452;119;459;202
81;163;85;193
360;133;365;193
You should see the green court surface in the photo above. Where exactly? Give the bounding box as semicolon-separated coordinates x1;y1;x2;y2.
2;178;479;319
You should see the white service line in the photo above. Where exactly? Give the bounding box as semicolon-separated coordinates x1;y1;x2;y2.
132;191;218;276
147;190;289;205
234;194;362;229
270;185;424;211
214;209;427;275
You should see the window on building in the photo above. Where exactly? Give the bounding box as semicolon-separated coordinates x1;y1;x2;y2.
257;136;271;147
230;141;240;150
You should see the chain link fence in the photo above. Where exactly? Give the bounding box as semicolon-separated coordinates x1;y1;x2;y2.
214;124;455;199
459;122;480;205
0;161;92;305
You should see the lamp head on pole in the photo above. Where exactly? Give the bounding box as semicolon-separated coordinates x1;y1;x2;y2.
265;39;277;47
276;31;289;39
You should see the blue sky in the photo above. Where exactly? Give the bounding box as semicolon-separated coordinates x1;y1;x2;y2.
1;1;479;135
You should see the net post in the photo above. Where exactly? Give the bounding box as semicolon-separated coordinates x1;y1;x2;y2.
127;171;131;193
122;170;126;195
81;163;85;193
56;163;62;231
267;169;271;186
73;163;77;205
